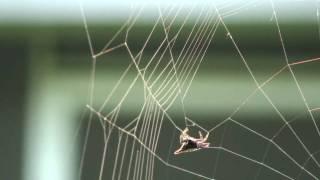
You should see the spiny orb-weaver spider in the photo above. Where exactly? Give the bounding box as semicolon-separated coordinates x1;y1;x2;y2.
174;127;210;155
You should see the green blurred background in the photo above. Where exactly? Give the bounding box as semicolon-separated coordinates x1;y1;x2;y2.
1;1;320;180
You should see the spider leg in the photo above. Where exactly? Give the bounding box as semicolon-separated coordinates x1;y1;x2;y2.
174;142;187;155
180;128;190;144
201;142;210;148
198;131;203;139
203;132;209;142
182;127;189;135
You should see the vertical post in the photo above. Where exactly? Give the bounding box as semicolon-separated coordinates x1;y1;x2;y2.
23;32;76;180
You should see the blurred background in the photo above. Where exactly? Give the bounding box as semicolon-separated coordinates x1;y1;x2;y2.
1;0;320;180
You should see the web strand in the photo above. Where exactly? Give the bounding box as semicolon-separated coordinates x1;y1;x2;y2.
79;1;320;180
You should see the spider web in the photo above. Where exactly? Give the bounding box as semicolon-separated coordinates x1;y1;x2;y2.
77;1;320;180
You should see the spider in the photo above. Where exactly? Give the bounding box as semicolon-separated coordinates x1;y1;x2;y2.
174;127;210;155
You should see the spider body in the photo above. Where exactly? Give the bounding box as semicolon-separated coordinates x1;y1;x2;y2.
174;128;210;155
